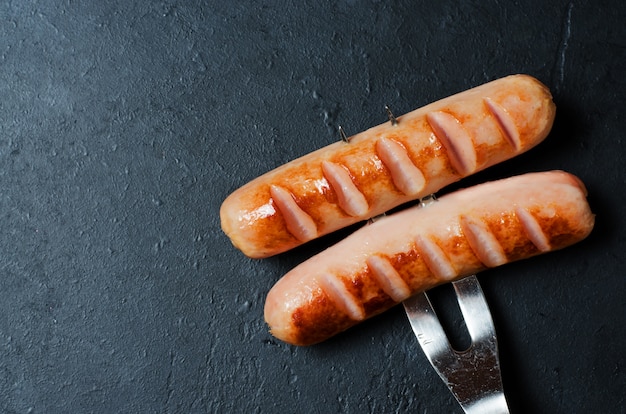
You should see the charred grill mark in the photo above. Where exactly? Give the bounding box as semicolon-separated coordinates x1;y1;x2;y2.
484;97;522;151
316;273;365;321
479;211;539;262
366;255;412;302
415;235;457;280
321;161;369;217
515;207;551;252
530;206;592;249
460;215;508;267
426;111;477;176
269;185;318;242
375;137;426;196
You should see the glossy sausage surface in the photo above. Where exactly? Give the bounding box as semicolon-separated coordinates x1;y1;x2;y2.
221;75;556;258
264;171;595;346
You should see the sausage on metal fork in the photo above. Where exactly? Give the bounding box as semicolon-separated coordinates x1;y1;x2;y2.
264;171;595;346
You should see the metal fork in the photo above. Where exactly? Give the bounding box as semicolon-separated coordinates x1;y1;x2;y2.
403;275;510;413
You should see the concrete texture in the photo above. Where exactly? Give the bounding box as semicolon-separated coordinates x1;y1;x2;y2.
0;1;624;412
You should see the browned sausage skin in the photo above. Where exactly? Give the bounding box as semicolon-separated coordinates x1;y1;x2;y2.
264;171;595;346
221;75;556;258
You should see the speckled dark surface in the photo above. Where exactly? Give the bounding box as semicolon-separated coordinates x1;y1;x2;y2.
1;1;625;412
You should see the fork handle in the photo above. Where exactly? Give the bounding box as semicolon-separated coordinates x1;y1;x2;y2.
462;392;509;414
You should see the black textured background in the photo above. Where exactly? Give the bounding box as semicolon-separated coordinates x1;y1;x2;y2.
1;1;625;413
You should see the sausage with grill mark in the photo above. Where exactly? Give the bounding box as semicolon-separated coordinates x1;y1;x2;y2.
263;171;595;346
220;75;556;258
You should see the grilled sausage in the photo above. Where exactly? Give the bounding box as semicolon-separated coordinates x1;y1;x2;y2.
221;74;556;258
264;171;595;346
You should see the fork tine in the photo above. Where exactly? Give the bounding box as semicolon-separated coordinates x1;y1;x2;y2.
452;275;496;345
403;289;454;358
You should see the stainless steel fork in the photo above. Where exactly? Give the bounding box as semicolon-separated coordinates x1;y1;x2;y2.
403;275;510;414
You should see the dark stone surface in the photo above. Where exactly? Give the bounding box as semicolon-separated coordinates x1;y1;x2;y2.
0;1;624;412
